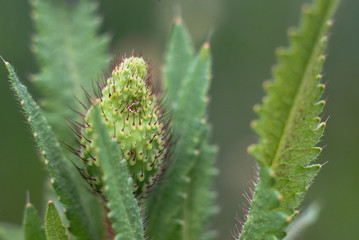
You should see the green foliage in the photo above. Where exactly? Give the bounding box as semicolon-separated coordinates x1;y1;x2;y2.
239;0;339;239
91;108;145;240
30;0;109;143
146;18;217;240
163;17;194;108
79;57;168;197
23;202;46;240
2;0;340;239
45;201;69;240
3;59;104;240
183;143;218;240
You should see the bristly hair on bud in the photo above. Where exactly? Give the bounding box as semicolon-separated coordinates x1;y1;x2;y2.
68;55;171;197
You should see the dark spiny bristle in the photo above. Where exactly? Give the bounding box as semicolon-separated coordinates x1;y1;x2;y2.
81;86;95;105
74;95;88;111
92;81;100;99
73;136;87;149
61;141;80;155
103;71;110;81
84;148;96;161
65;116;86;129
68;105;86;118
65;117;82;133
110;54;128;72
65;123;81;139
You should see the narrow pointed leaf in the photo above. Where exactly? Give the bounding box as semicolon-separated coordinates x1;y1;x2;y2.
146;43;213;239
163;16;194;107
158;18;218;239
183;143;218;240
23;202;46;240
31;0;109;143
3;59;104;240
172;122;218;240
239;0;340;239
45;201;69;240
91;108;145;240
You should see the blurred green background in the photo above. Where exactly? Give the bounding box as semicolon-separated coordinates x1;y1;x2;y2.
0;0;358;239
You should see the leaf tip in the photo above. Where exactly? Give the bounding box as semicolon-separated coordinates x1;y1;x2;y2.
287;27;298;37
277;194;284;201
247;144;255;154
30;10;38;20
173;4;182;24
301;3;312;15
194;150;200;156
286;215;293;223
31;44;38;53
0;55;9;66
200;42;211;60
204;42;210;50
26;190;31;205
174;15;182;25
313;121;326;132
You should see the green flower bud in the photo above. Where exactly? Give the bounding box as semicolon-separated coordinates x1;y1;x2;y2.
74;56;169;197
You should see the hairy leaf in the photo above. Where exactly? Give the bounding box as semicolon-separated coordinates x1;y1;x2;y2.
30;0;109;143
91;108;145;240
146;42;214;239
183;142;218;240
45;201;69;240
163;16;194;108
239;0;339;239
23;202;46;240
3;59;104;240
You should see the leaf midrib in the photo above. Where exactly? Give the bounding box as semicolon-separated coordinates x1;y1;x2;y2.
270;2;332;168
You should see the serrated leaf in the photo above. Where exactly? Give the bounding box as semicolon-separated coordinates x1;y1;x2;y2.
163;16;194;107
45;201;69;240
239;0;339;239
31;0;109;143
3;59;104;240
146;43;212;240
91;107;145;240
0;223;23;240
252;0;338;211
23;202;46;240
